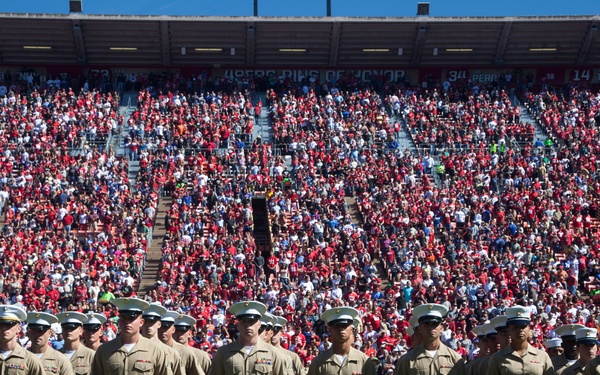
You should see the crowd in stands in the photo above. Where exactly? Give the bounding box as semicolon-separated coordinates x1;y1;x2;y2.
0;85;149;318
2;71;600;371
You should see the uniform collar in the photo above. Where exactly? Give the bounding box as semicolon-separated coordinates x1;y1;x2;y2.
5;345;27;359
229;339;270;355
499;343;538;357
415;343;452;359
322;348;359;366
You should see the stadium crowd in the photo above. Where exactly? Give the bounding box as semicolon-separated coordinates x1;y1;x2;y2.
1;70;600;374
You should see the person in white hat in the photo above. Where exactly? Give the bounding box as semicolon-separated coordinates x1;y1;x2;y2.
407;315;422;349
394;304;465;375
554;324;585;375
475;324;501;375
486;305;554;375
159;311;204;375
57;312;95;374
140;304;184;375
90;297;171;375
82;313;106;351
545;338;564;359
26;311;74;375
491;315;510;352
258;313;292;374
208;301;286;375
465;325;488;375
562;328;597;375
307;306;376;375
172;314;211;374
0;305;45;375
271;316;303;375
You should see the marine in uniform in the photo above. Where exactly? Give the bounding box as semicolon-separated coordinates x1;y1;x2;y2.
26;311;74;375
554;324;585;375
475;323;500;375
307;306;377;375
173;314;212;374
160;311;204;375
90;297;172;375
490;315;510;352
207;301;286;375
394;304;465;375
485;306;554;375
57;312;95;375
83;313;106;351
258;313;292;375
465;325;488;375
546;339;565;360
407;315;422;349
0;305;45;375
580;328;600;375
564;328;597;375
141;303;184;375
273;316;304;375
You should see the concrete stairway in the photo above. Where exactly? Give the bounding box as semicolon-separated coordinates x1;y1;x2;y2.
136;196;173;298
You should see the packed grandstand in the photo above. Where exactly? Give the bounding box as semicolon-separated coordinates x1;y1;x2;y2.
0;13;600;375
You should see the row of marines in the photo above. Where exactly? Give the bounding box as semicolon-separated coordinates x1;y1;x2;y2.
2;298;600;375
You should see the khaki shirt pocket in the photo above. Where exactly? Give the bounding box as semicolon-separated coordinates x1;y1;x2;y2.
233;364;244;375
43;365;60;374
6;367;26;375
74;364;90;375
254;363;273;374
133;361;154;373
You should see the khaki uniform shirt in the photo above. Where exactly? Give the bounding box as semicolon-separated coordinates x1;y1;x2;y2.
286;350;303;375
171;342;204;375
562;360;585;375
554;355;578;375
394;343;466;375
190;347;212;374
486;344;554;375
35;347;74;375
0;344;45;375
465;356;482;375
207;339;286;375
90;335;172;375
60;345;95;375
156;340;184;375
477;355;494;375
308;347;376;375
271;346;293;375
583;356;600;375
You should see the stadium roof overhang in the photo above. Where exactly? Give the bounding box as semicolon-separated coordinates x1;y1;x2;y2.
0;13;599;67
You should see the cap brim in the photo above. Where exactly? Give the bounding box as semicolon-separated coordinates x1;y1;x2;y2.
237;314;261;320
61;323;82;329
577;339;599;345
418;317;443;324
119;311;143;317
83;324;102;330
327;318;354;326
175;325;192;331
28;324;51;331
507;319;530;326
